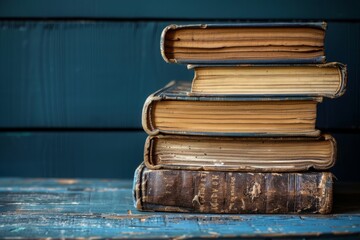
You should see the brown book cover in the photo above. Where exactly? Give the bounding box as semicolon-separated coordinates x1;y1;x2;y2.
142;81;322;137
134;163;333;214
144;134;336;172
161;22;327;64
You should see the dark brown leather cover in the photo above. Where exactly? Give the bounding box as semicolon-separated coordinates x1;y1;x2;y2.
134;164;333;214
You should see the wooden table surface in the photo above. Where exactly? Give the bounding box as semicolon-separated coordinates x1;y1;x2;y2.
0;178;359;239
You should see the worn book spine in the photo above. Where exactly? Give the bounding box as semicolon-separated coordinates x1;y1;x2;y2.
134;164;333;214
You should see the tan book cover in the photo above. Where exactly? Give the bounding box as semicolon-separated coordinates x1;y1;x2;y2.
189;62;347;98
161;22;327;64
142;81;322;137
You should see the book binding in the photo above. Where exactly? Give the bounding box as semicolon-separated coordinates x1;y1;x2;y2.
133;164;333;214
142;81;322;137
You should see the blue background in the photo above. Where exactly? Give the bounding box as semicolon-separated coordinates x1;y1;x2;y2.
0;0;359;180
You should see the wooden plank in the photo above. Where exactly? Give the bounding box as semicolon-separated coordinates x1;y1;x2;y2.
0;131;147;179
317;22;360;129
0;178;359;239
332;132;360;182
0;0;360;20
0;21;358;129
0;21;190;128
0;131;359;181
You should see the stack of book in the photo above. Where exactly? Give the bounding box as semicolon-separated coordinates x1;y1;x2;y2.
134;22;347;214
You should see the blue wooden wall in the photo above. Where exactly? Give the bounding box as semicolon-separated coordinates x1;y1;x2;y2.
0;0;359;180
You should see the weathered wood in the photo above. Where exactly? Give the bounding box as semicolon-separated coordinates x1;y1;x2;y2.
0;21;189;128
0;0;360;20
0;178;359;239
0;131;147;179
317;22;360;129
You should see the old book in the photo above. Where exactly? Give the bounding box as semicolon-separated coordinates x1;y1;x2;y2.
142;81;322;137
134;164;333;214
161;22;326;64
144;134;336;172
189;62;347;98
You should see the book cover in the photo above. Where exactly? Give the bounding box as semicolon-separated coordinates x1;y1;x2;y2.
144;134;336;172
188;62;347;98
142;81;322;137
133;163;333;214
161;22;327;64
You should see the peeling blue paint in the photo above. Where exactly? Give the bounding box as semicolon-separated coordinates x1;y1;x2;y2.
0;178;359;239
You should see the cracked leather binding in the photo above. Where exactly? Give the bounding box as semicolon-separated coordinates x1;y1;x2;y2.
133;163;333;214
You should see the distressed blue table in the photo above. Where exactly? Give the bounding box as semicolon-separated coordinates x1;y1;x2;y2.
0;178;359;239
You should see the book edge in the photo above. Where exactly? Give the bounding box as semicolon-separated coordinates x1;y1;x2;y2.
161;22;327;65
133;163;146;211
142;81;177;135
188;62;346;99
144;134;336;172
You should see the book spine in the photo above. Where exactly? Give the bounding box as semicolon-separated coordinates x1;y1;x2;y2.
160;24;177;63
142;81;178;135
134;165;333;214
141;95;159;135
332;62;347;98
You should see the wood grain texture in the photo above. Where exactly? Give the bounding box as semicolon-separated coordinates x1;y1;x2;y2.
0;0;359;20
332;132;360;182
0;178;359;239
317;23;360;129
0;131;147;179
0;21;358;129
0;21;190;128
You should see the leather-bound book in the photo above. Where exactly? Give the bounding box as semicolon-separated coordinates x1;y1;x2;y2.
133;163;333;214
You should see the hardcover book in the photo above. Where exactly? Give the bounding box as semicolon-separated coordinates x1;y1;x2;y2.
142;81;322;137
133;164;333;214
189;62;347;98
161;22;327;64
144;134;336;172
